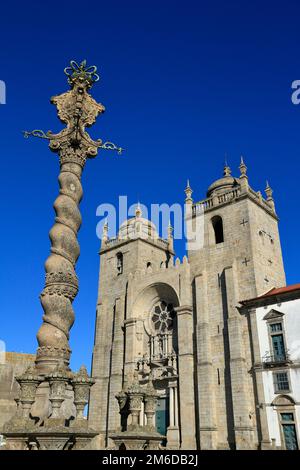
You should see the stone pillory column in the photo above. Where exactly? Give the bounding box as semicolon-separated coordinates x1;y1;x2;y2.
3;61;122;450
21;61;121;372
36;62;105;372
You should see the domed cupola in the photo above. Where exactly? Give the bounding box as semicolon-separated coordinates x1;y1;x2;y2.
118;203;158;241
207;164;240;197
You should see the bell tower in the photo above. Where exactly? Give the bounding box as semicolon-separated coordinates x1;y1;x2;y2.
89;205;174;449
187;158;285;450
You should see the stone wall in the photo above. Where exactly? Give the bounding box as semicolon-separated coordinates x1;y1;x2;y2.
0;352;35;432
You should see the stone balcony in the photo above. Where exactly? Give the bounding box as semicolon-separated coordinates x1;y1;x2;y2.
191;185;275;217
262;352;292;368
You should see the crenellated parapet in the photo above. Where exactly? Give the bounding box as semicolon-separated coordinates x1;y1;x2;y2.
127;255;189;283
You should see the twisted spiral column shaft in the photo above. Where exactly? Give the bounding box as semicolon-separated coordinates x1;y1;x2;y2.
36;161;83;373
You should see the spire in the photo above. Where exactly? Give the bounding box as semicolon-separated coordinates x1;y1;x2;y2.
185;179;193;204
265;180;275;212
224;152;228;167
265;180;273;199
135;202;142;218
223;156;232;176
101;219;108;248
168;219;174;251
239;155;247;176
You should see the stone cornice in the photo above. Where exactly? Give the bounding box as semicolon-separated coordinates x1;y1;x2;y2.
191;189;278;221
100;235;175;256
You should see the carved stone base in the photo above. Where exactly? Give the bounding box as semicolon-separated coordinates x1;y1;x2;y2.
166;426;180;449
2;425;98;451
109;426;164;450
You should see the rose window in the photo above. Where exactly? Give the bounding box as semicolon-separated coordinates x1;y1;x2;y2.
151;301;174;333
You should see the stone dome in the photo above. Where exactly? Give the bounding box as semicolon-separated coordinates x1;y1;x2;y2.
207;165;239;197
118;205;158;240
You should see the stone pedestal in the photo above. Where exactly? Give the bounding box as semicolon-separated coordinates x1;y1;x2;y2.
166;427;180;449
2;365;97;450
110;427;164;450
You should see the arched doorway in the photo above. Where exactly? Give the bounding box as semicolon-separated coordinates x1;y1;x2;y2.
272;395;299;450
132;283;180;443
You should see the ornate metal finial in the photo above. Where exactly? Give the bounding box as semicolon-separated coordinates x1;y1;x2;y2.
64;60;99;88
23;60;123;158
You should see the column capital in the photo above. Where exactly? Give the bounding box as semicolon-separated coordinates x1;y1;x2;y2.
123;317;139;326
174;305;193;316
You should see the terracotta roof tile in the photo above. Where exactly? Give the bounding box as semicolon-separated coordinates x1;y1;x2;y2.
240;283;300;305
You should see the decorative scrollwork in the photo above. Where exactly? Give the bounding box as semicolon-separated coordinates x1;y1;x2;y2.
99;141;123;155
23;129;50;140
64;60;99;87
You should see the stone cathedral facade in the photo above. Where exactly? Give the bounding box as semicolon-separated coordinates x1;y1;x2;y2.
89;160;287;450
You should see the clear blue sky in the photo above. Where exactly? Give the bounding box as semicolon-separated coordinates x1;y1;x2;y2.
0;0;299;372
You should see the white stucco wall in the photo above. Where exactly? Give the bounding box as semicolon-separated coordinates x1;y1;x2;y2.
256;298;300;448
256;298;300;362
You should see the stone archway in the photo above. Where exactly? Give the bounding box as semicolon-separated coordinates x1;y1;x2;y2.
131;283;180;447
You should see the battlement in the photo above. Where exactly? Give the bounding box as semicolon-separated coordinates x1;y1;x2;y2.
128;255;189;282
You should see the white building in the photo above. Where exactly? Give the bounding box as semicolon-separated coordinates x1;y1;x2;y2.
240;284;300;450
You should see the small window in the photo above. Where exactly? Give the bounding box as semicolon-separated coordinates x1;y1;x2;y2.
281;413;294;421
147;262;152;268
116;252;123;275
274;372;290;393
270;323;282;332
211;216;224;244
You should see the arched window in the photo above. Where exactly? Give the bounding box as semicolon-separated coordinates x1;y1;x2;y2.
151;301;175;333
116;252;123;275
211;216;224;244
147;262;152;269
